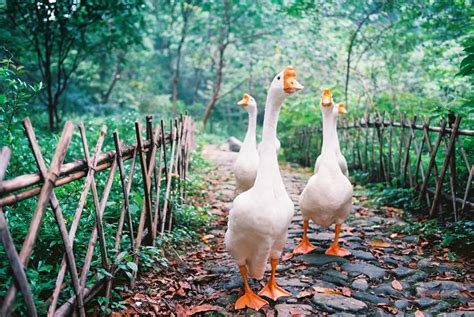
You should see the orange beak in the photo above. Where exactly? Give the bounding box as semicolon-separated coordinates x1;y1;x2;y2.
238;93;250;107
338;103;348;114
283;66;304;94
321;88;333;107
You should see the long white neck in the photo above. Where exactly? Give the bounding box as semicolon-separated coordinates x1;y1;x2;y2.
260;92;285;149
242;108;257;148
333;114;342;154
321;108;338;155
254;91;285;188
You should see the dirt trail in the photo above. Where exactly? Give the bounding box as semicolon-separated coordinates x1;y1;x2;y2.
120;143;473;316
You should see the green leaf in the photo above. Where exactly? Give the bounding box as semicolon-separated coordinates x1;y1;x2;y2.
126;262;138;272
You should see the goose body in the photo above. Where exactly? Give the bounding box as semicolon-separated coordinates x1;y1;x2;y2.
225;66;303;310
294;89;352;256
226;169;294;278
233;94;259;194
301;152;352;227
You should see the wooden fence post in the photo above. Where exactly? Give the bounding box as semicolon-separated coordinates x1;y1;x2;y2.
79;124;110;270
402;116;415;187
375;112;386;182
419;119;447;202
161;127;177;237
356;118;362;169
23;119;86;317
2;121;75;316
0;147;38;317
48;124;107;316
430;116;462;217
135;121;154;246
461;167;473;216
414;116;427;184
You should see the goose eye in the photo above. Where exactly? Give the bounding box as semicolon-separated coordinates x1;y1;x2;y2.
277;76;280;80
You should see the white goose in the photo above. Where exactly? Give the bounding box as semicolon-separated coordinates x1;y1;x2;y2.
233;93;259;195
225;66;303;310
314;99;348;177
294;88;353;256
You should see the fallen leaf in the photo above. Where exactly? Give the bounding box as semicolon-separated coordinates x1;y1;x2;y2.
201;234;215;244
415;310;425;317
391;280;403;291
176;287;186;296
341;287;351;297
431;291;441;300
461;290;474;299
176;304;187;317
297;289;314;298
188;304;223;315
282;252;294;261
401;249;414;255
313;286;340;295
377;303;398;314
179;281;191;289
370;240;392;248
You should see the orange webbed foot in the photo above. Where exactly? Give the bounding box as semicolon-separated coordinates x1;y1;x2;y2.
325;244;351;257
293;238;317;254
235;290;268;311
258;282;291;301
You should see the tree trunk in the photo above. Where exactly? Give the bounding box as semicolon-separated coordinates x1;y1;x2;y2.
202;43;226;129
191;68;202;105
344;6;381;107
171;2;190;115
102;56;123;104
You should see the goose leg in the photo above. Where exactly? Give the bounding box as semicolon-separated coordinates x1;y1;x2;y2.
293;220;317;254
325;224;351;257
258;258;291;300
235;265;268;311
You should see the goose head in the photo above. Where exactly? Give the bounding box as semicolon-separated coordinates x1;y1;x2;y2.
333;102;348;116
320;88;335;115
238;93;257;112
269;65;304;98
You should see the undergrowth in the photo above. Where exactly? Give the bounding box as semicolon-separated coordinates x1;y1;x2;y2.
351;170;474;259
0;113;214;315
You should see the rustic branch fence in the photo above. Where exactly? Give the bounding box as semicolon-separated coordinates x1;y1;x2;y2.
286;112;473;220
0;114;195;316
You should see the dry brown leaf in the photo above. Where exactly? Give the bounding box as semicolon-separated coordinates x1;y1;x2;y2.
282;252;294;261
415;310;425;317
370;240;392;248
341;287;352;297
461;290;474;299
313;286;340;295
297;289;314;298
188;304;223;315
431;291;441;300
377;303;398;314
391;280;403;291
176;304;187;317
179;281;191;289
176;287;186;296
201;234;215;244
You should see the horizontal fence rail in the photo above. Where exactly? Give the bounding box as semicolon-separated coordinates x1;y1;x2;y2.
284;112;473;220
0;114;196;316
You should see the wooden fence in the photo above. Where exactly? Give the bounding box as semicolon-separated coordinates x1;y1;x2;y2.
285;112;473;220
0;115;195;316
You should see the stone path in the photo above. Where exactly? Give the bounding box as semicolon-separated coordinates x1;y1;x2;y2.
120;144;473;316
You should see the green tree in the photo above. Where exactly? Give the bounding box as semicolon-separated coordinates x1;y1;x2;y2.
2;0;145;129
